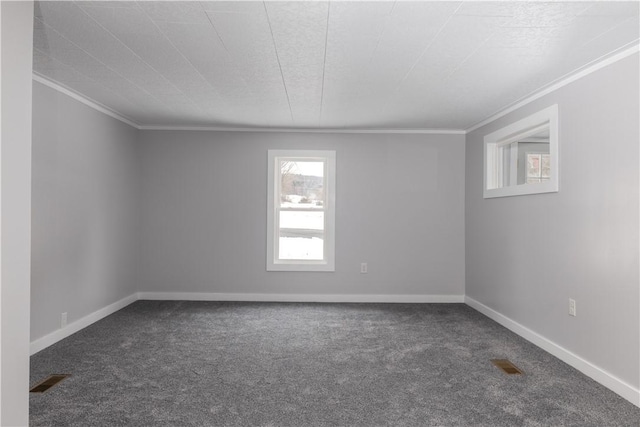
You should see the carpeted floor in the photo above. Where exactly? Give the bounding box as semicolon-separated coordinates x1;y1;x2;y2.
30;301;640;426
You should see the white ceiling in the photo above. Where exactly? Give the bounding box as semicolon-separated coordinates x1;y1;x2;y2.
33;1;639;130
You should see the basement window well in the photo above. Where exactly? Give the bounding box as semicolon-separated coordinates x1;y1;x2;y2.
484;105;559;198
267;150;336;272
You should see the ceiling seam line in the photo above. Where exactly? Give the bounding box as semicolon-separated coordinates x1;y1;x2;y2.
391;1;464;95
445;32;496;80
202;9;256;110
75;3;203;116
366;0;397;65
579;16;637;48
140;6;235;117
203;10;230;53
319;1;331;126
360;1;396;85
263;1;295;125
354;1;397;117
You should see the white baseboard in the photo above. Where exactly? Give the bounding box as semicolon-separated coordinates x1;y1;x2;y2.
137;292;465;303
30;293;138;355
29;291;638;409
465;296;640;408
30;292;463;354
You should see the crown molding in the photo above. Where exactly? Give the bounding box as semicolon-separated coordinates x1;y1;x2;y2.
34;40;639;136
465;41;640;134
32;73;140;129
32;74;464;135
32;73;464;135
137;125;466;135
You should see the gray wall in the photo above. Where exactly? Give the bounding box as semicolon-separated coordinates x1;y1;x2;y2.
138;131;466;297
31;81;140;341
465;54;639;389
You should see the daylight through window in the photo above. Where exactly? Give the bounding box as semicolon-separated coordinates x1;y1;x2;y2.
526;153;551;184
267;150;336;271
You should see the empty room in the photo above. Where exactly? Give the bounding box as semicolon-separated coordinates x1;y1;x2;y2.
1;0;640;425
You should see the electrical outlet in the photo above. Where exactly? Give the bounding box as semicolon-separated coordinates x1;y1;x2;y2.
568;299;576;317
61;312;68;328
360;262;368;274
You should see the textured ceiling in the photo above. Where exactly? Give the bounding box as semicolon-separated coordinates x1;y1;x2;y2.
33;1;640;130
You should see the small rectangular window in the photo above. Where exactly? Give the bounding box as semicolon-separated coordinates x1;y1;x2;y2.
267;150;336;271
484;104;559;198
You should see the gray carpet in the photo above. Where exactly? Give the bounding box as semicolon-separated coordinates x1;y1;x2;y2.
30;301;640;426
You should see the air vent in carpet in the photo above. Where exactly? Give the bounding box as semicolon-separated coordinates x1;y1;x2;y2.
30;374;71;393
491;359;523;375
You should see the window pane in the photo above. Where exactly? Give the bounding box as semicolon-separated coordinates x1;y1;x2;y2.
280;161;324;208
527;154;541;178
541;154;551;178
279;236;324;260
278;211;324;260
279;211;324;230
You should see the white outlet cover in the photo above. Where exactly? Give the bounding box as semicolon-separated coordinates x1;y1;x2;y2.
569;299;576;316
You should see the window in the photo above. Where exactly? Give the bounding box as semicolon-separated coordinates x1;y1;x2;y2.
484;104;559;198
267;150;336;271
526;153;551;184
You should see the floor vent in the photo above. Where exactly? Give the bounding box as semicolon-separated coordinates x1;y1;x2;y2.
30;374;71;393
491;359;523;375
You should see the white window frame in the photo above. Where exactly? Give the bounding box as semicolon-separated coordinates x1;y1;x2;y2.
267;150;336;272
484;104;559;198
